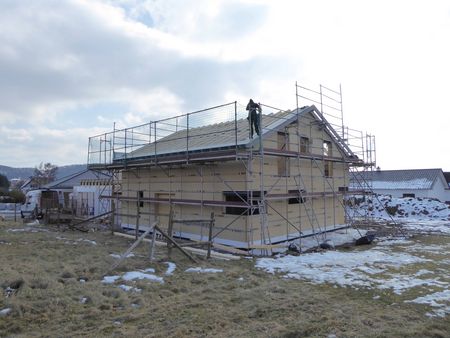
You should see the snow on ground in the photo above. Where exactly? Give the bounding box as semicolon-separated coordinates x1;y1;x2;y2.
290;228;366;252
402;220;450;235
256;232;450;317
102;275;120;284
406;290;450;318
164;262;176;275
55;237;97;245
118;284;141;292
7;227;48;233
347;194;450;223
122;271;164;283
109;253;135;259
0;308;12;317
185;267;223;273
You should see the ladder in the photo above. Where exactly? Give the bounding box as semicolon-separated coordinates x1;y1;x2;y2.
258;200;272;255
293;175;326;246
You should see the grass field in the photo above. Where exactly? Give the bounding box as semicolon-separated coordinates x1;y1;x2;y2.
0;219;449;337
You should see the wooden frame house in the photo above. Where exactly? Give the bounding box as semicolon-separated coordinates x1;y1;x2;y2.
88;98;367;250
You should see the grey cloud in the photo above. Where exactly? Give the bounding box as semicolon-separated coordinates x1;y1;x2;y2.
0;0;283;121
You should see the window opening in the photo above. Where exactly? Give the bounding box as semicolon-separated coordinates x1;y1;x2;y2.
224;191;264;215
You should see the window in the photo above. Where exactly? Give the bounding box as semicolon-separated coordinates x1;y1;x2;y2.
138;190;144;207
403;193;415;198
324;161;333;177
323;140;332;157
288;189;306;204
224;191;263;215
300;137;310;153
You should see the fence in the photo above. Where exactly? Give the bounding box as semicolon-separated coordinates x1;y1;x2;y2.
0;203;22;221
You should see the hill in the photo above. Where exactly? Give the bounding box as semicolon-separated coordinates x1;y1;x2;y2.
0;164;86;180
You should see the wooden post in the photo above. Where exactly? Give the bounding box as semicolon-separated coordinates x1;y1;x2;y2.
154;224;198;263
136;191;141;240
149;222;157;261
109;222;157;273
110;200;115;235
167;205;174;257
207;212;215;259
14;203;17;222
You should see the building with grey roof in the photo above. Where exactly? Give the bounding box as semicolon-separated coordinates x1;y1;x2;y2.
87;99;372;251
350;168;450;203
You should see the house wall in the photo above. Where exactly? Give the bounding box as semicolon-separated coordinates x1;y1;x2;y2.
120;162;251;247
72;185;111;216
119;111;350;248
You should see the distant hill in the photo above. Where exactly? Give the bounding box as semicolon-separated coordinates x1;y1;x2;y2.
0;164;87;180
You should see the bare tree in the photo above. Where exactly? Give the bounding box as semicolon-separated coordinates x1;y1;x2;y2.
31;162;58;187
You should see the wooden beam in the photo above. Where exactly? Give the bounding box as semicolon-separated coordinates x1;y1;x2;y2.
112;232;239;260
108;221;157;273
154;225;198;263
70;210;113;228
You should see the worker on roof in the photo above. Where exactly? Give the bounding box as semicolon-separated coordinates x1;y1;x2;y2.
246;99;262;138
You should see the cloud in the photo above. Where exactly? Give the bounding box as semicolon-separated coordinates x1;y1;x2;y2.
0;0;286;166
0;0;449;171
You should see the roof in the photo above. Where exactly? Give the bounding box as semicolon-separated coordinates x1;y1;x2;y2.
350;168;448;190
43;170;110;190
118;105;356;162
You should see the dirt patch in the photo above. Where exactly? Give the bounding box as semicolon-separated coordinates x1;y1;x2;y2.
0;219;449;337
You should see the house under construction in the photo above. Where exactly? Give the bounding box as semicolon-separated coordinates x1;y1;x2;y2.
87;84;376;251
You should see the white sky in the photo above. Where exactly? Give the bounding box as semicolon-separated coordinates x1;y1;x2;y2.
0;0;449;170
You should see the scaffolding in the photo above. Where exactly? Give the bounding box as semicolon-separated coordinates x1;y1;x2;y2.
295;83;377;225
87;84;376;253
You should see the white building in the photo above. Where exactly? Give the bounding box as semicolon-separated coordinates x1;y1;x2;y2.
351;168;450;203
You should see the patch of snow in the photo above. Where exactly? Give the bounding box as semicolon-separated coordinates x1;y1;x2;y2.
185;267;223;273
164;262;176;275
77;238;97;245
122;271;164;284
80;297;88;304
378;274;447;295
7;228;48;233
25;219;40;226
56;236;97;245
406;290;450;317
402;220;450;235
405;243;450;253
118;284;141;292
415;269;434;277
289;228;367;252
346;195;450;225
256;249;431;293
110;253;135;259
0;308;12;317
142;267;155;273
376;238;414;246
102;275;120;284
